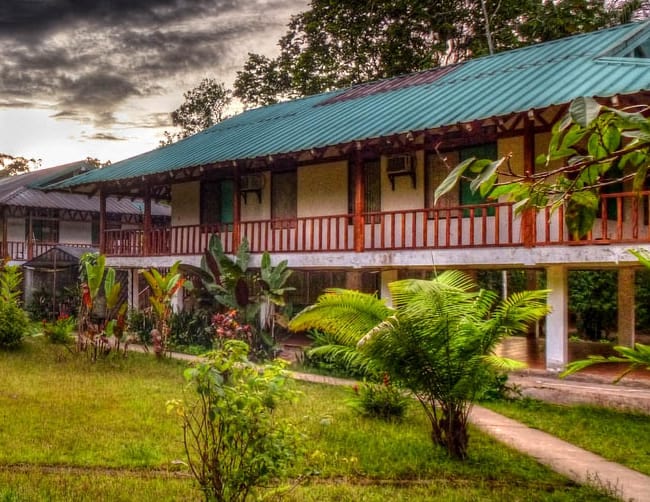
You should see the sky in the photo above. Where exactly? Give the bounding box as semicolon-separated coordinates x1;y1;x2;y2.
0;0;307;168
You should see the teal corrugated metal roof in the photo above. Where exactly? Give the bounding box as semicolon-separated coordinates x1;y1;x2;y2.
56;21;650;189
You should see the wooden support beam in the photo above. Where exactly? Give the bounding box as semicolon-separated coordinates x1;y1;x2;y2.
143;187;152;256
353;148;365;253
99;190;106;254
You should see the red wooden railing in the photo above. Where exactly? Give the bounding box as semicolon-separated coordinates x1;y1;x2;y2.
3;241;94;261
102;192;650;257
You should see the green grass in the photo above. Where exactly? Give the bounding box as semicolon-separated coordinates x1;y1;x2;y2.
0;338;614;501
482;397;650;476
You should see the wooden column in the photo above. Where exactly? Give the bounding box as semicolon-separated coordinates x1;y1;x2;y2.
233;168;241;251
143;186;152;256
27;209;34;260
99;190;106;254
353;148;365;252
522;114;537;247
1;207;7;259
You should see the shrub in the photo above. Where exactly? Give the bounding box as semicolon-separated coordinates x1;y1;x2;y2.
43;315;76;344
126;308;155;345
167;340;302;502
348;375;410;421
0;302;30;349
0;264;29;349
168;309;213;351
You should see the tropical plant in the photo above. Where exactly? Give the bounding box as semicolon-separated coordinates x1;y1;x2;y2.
184;235;295;359
258;251;294;339
0;262;30;349
77;252;127;358
561;248;650;381
348;374;410;421
43;314;75;344
140;261;185;357
167;340;301;502
289;270;549;459
435;96;650;240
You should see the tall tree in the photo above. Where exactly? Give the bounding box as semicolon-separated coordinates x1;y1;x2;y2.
0;153;40;177
161;78;232;145
233;0;646;108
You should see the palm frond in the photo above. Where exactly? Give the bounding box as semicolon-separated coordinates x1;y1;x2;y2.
289;289;391;347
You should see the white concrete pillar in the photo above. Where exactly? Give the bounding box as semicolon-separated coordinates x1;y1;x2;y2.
617;268;636;347
380;269;399;307
546;265;569;371
128;269;139;311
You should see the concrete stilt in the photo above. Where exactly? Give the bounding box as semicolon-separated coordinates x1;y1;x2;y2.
546;265;568;371
380;269;399;306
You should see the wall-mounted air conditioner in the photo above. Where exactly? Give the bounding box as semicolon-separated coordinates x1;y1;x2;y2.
240;174;264;203
386;154;416;190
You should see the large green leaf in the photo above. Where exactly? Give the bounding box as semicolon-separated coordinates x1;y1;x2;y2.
569;96;601;128
434;157;475;204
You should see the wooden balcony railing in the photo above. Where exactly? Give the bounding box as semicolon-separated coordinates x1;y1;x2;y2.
103;191;650;258
3;241;94;261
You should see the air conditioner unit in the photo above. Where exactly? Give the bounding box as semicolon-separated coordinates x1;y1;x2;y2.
240;174;265;191
240;174;264;203
386;154;416;190
386;155;414;175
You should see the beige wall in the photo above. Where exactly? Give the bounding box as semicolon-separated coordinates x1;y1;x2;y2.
59;221;92;243
241;172;270;221
298;161;348;217
381;151;425;212
171;181;200;226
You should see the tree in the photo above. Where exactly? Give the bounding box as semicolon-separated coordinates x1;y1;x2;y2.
435;96;650;239
0;153;40;177
161;78;232;145
289;270;549;459
233;0;645;107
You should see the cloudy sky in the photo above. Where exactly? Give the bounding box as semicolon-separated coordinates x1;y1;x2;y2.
0;0;307;168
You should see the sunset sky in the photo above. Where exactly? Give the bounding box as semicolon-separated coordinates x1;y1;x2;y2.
0;0;307;168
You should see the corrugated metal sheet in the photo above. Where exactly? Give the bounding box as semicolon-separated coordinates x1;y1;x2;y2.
55;21;650;189
0;162;169;215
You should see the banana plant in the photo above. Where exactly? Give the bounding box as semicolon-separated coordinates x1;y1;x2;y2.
258;251;294;337
140;260;185;357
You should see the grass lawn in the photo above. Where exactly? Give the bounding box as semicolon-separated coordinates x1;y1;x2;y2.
0;337;615;501
482;397;650;476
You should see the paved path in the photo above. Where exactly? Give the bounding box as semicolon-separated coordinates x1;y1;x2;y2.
290;370;650;502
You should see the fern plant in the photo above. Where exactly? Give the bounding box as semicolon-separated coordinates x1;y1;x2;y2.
289;270;549;459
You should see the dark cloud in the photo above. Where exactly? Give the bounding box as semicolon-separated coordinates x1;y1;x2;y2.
84;132;128;141
0;0;307;134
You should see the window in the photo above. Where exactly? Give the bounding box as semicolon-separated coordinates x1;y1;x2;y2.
28;219;59;243
427;145;496;217
426;151;460;215
348;159;381;222
201;180;234;226
459;144;497;217
272;170;297;227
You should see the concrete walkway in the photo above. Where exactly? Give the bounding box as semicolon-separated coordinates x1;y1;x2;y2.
290;370;650;502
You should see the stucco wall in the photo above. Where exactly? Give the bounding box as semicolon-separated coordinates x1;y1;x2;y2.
297;161;348;217
381;151;424;212
59;221;92;243
241;172;270;221
171;181;200;226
